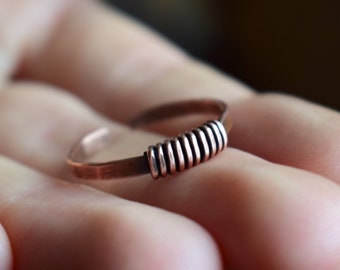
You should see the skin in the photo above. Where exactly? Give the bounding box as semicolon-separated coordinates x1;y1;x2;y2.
1;0;340;269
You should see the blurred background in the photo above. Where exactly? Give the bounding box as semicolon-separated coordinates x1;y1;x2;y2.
106;0;339;109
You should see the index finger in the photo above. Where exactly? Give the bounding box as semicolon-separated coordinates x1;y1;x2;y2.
8;0;253;120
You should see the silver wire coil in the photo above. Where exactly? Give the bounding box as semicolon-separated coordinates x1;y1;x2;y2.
146;120;227;179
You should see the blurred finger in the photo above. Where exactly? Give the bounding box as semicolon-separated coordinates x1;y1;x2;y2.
0;0;75;85
0;156;221;269
15;0;253;121
0;82;112;178
229;94;340;182
103;149;340;269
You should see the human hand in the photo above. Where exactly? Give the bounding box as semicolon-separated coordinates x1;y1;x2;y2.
1;0;340;269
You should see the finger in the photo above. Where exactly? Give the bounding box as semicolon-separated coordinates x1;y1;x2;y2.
0;82;165;180
229;94;340;182
0;82;112;178
2;83;340;187
104;149;340;269
0;223;12;270
0;0;74;85
0;156;221;269
13;0;253;121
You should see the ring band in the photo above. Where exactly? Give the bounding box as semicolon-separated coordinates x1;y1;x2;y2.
67;99;231;180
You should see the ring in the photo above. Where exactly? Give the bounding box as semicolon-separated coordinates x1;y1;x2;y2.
67;99;231;180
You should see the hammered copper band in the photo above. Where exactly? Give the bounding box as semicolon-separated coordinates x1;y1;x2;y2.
67;99;231;180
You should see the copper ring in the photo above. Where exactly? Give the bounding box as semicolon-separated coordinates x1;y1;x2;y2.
67;99;231;180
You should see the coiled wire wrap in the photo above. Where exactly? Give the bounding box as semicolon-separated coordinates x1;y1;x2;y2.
146;120;227;179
